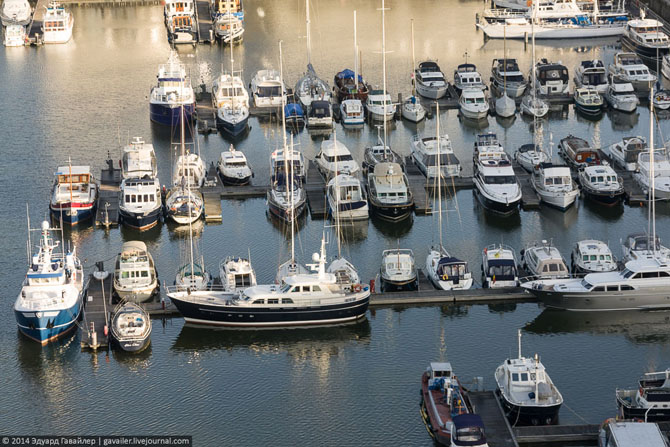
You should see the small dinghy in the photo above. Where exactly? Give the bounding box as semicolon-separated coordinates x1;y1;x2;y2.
110;302;151;353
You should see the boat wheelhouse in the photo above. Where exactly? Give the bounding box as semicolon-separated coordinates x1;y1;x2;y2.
574;87;604;116
122;137;157;179
118;177;162;231
164;0;196;45
327;174;368;221
251;69;286;108
316;135;360;178
307;100;333;129
380;248;418;291
339;99;365;126
558;135;601;168
534;59;569;96
271;146;306;182
491;58;527;98
604;74;639;113
149;54;195;125
599;420;669;447
220;256;256;293
414;61;448;99
212;73;249;110
113;241;158;302
214;12;244;43
173;151;206;188
574;59;608;93
616;370;670;423
603;136;646;171
211;0;243;21
411;134;461;179
453;63;485;91
42;2;73;44
367;162;414;221
578;165;624;205
482;244;519;288
521;240;570;280
50;165;98;225
570;240;617;275
608;52;656;91
217;144;252;185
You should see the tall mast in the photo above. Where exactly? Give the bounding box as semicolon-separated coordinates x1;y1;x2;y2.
531;0;539;154
279;40;287;149
650;85;657;255
381;0;388;149
181;101;195;281
229;11;235;113
436;102;443;250
354;11;358;96
411;19;416;97
334;131;342;258
305;0;311;65
290;134;296;265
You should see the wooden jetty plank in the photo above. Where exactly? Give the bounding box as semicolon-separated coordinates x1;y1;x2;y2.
513;424;599;444
469;391;519;447
203;192;222;222
95;163;121;227
305;161;327;219
194;0;214;43
81;272;112;350
27;0;49;44
369;287;531;306
512;164;540;210
404;158;432;215
598;150;647;206
195;88;217;134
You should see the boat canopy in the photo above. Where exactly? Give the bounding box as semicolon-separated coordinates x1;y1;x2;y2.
284;103;304;117
452;414;487;447
335;69;364;83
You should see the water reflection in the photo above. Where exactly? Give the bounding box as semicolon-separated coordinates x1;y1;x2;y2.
120;220;163;243
495;114;516;129
112;344;153;369
370;214;414;238
440;304;470;319
266;210;309;235
540;202;579;229
608;110;640;131
167;218;205;240
459;115;490;130
487;302;518;314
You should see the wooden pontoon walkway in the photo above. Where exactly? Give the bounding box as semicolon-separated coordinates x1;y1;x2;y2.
369;286;531;306
469;391;519;447
195;88;217;134
194;0;214;44
512;164;541;209
95;161;121;227
81;270;112;350
305;160;327;219
26;0;49;45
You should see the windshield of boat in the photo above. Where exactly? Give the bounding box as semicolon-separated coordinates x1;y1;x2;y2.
455;426;485;443
503;74;524;83
544;176;571;185
257;86;282;97
464;97;486;104
583;72;606;85
488;261;516;280
218;87;245;96
581;279;593;289
484;175;516;184
438;263;469;278
425;154;454;166
324;154;354;162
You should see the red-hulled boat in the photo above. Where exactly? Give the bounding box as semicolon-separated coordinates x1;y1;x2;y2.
420;362;473;445
334;69;370;103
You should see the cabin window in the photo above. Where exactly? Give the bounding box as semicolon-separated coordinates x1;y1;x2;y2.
582;255;589;262
141;271;148;278
252;299;265;304
593;286;605;292
122;272;130;279
606;285;619;292
144;194;149;202
622;269;635;279
549;264;559;272
267;298;279;304
512;373;519;381
281;298;293;304
125;195;130;203
520;373;529;381
312;286;321;292
660;272;670;277
131;195;137;203
620;285;635;291
642;272;659;278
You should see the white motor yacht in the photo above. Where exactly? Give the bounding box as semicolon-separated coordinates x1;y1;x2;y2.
366;162;414;221
121;137;157;179
426;245;473;291
573;87;604;116
251;69;286;108
366;89;396;121
220;256;257;293
621;17;670;63
118;176;162;231
574;60;608;93
459;88;489;120
605;75;639;113
149;53;195;125
453;63;486;91
514;143;550;173
491;58;527;98
533;59;569;96
113;241;158;302
217;144;252;185
380;248;418;291
1;0;31;25
520;240;570;280
482;244;520;288
214;12;244;43
327;174;368;221
602;136;646;171
307;100;333;129
622;233;670;263
316;133;360;179
414;61;448;99
531;163;580;210
608;52;656;91
577;165;625;205
635;149;670;200
570;240;618;275
411;134;461;179
473;133;521;215
3;23;25;46
41;2;73;44
340;99;365;126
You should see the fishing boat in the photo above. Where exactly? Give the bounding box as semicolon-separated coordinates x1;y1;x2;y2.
367;162;414;221
250;69;286;108
121;137;157;179
491;58;527;98
14;220;84;344
411;133;461;180
558;135;601;168
599;419;668;447
3;24;25;46
578;165;624;205
414;61;448;99
380;248;418;291
49;164;98;225
169;236;370;327
472;133;521;215
570;240;618;275
118;176;162;231
110;302;151;353
214;12;244;43
149;53;195;126
514;143;549;172
520;240;570;280
574;59;608;93
495;330;563;426
41;2;73;44
602;136;646;171
164;0;196;44
634;148;670;200
604;74;639;113
327;174;368;221
531;163;580;209
482;244;520;288
217;144;252;186
573;87;604;116
616;370;670;422
420;362;474;446
621;15;670;63
113;241;158;302
1;0;31;25
340;99;365;126
459;88;489;120
608;52;656;91
212;31;250;136
316;133;360;179
366;89;396;121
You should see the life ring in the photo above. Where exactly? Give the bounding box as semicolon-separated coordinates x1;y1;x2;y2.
441;275;449;281
353;284;362;293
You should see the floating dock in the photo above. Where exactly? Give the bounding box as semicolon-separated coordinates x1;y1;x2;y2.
202;163;222;222
469;391;519;447
369;285;530;306
404;159;432;215
26;0;48;45
81;270;111;350
512;164;541;210
95;161;121;228
305;161;327;219
194;0;215;44
598;151;647;206
195;87;217;134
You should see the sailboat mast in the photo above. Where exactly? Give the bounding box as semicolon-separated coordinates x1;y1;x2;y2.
334;131;342;257
436;102;443;249
306;0;311;65
229;11;235;113
180;102;195;280
290;134;296;264
279;40;287;148
650;85;657;254
354;11;358;95
382;0;388;150
531;0;539;153
411;19;416;97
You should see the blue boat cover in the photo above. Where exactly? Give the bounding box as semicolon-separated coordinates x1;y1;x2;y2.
452;414;487;447
453;414;485;429
336;69;364;83
285;103;304;117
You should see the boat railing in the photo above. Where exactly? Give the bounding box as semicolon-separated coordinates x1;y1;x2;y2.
165;283;236;294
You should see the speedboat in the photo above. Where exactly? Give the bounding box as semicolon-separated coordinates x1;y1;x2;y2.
217;144;252;185
520;240;570;280
113;241;159;302
520;94;549;118
605;75;639;113
170;237;370;327
110;302;151;353
149;53;195;126
621;17;670;63
14;221;84;344
214;12;244;43
616;370;670;422
459;88;489;120
426;245;473;291
367;162;414;221
495;330;563;426
574;60;608;94
570;240;618;275
366;89;396;121
164;0;196;44
1;0;31;25
608;52;656;91
401;95;426;123
414;61;448;99
491;58;527;98
472;133;521;215
573;87;604;116
420;362;474;446
599;419;668;447
49;164;98;225
327;174;368;221
250;69;286;108
558;135;601;168
307;100;333;129
380;248;418;291
340;99;365;126
121;137;157;179
533;59;569;97
622;233;670;262
119;176;162;231
577;165;624;205
530;163;580;210
316;133;360;179
523;257;670;311
653;89;670;110
41;2;73;44
514;143;549;172
362;137;403;176
334;68;370;102
213;73;250;136
482;244;519;288
634;149;670;200
602;136;646;171
411;134;461;180
453;63;486;91
3;24;25;46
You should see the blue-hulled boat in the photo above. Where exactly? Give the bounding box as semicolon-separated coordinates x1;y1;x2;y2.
284;103;305;127
149;52;195;126
49;164;98;225
14;220;84;344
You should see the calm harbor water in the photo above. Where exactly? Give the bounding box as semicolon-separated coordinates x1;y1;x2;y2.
2;0;670;444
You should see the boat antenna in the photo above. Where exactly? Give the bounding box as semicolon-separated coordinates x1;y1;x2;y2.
517;328;522;359
305;0;311;66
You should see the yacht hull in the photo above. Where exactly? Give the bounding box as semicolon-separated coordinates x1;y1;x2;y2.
170;294;370;327
575;102;603;116
621;36;670;63
14;300;82;345
528;287;670;311
617;394;670;421
49;203;95;225
416;84;447;100
119;206;162;231
380;275;418;292
217;114;249;137
580;186;624;206
327;199;369;221
474;185;521;215
267;196;307;222
149;102;195;126
497;388;561;426
112;335;151;353
219;172;251;186
368;200;414;221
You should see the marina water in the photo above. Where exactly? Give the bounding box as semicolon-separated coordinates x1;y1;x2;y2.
2;0;670;444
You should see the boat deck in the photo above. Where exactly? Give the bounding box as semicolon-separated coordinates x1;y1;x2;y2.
81;272;112;350
95;161;121;227
195;88;217;134
194;0;214;43
26;0;49;45
469;391;519;447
